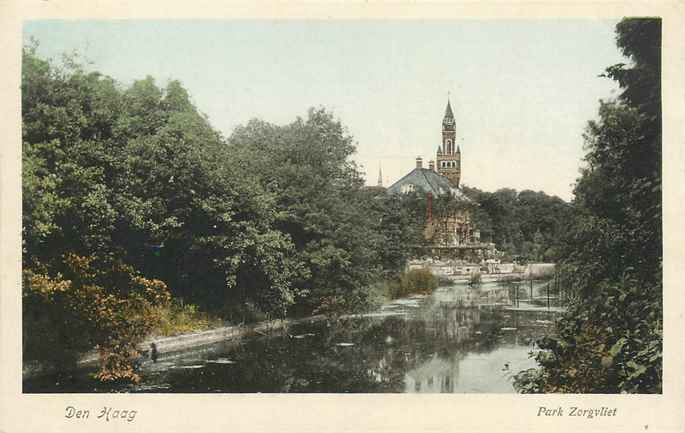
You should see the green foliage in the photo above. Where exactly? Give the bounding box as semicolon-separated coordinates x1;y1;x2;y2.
461;186;573;261
22;43;300;321
514;18;662;394
22;41;418;383
227;111;413;315
388;191;433;247
372;194;422;277
359;269;438;303
23;254;171;383
151;300;223;337
386;268;438;299
514;278;661;393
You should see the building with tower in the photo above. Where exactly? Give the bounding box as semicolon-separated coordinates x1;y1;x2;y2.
386;97;492;259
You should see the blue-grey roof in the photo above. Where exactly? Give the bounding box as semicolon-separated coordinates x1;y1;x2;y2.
386;168;471;201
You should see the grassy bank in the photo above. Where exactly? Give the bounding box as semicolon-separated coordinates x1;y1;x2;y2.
150;300;224;337
153;269;440;338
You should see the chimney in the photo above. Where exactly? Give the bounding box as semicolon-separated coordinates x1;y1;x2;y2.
416;157;423;169
428;160;435;171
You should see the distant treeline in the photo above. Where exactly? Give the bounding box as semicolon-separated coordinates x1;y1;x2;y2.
461;186;574;262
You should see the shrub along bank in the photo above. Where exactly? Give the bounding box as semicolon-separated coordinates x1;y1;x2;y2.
390;268;439;299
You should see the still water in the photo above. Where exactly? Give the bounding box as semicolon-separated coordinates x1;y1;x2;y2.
24;282;559;393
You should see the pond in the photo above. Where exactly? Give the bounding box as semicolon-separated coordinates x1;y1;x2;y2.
24;281;561;393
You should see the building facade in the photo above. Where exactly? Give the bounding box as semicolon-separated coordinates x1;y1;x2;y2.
387;99;480;249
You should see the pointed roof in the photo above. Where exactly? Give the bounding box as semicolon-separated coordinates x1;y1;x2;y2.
443;99;454;120
386;168;471;202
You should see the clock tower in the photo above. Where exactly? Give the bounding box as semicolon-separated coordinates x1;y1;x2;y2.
436;99;461;187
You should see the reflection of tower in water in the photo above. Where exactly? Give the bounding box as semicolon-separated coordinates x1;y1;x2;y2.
425;305;481;343
405;353;460;393
404;305;482;393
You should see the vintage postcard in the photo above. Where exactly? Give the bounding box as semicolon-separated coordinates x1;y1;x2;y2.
1;1;684;432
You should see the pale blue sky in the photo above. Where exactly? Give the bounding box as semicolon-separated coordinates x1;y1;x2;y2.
24;20;626;201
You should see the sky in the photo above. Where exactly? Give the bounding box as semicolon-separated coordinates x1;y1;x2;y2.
24;20;626;201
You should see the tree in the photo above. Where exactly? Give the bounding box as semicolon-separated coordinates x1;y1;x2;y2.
461;185;572;258
22;44;303;379
23;254;171;383
228;110;394;314
514;18;662;393
22;41;419;384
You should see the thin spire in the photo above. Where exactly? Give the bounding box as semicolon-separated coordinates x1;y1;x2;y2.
377;163;383;187
444;94;454;119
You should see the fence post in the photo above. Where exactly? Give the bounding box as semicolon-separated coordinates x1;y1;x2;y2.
547;281;550;310
530;278;533;301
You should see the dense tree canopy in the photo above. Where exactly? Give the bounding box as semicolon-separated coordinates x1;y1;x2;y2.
227;112;414;314
461;186;573;261
515;18;662;393
22;42;415;379
22;44;298;320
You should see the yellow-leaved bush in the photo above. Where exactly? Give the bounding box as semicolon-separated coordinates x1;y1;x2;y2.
23;254;171;383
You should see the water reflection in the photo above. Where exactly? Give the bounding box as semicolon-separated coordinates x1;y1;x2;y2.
23;282;558;393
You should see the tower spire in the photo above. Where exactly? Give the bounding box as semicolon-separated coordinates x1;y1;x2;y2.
444;100;454;119
443;97;455;131
377;163;383;187
444;92;454;120
437;94;461;188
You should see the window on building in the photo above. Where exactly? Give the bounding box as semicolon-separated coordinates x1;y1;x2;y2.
401;184;416;194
